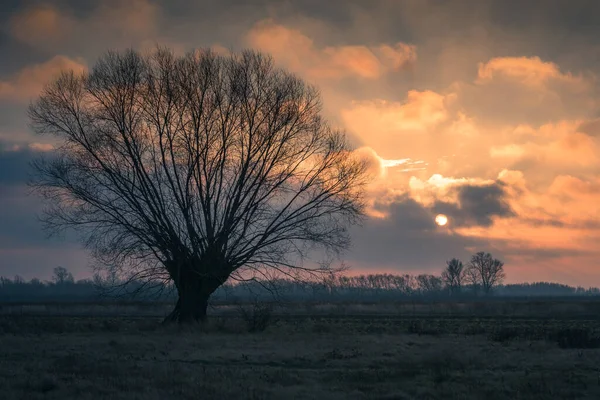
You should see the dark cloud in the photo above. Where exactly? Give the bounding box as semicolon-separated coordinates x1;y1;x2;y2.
0;144;37;185
0;105;29;138
0;144;84;279
345;182;517;273
431;182;514;228
455;182;514;224
0;143;68;248
346;190;588;276
0;184;49;249
348;195;496;272
0;183;84;280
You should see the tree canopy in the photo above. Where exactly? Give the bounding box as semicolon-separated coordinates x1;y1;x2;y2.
29;48;367;322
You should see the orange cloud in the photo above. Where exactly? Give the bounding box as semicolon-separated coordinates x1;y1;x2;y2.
246;19;416;80
407;174;496;206
342;90;449;132
9;0;158;51
28;143;54;152
490;121;599;170
339;89;455;165
549;175;600;197
9;5;73;45
0;56;87;102
376;43;418;70
476;56;586;89
354;146;426;178
547;175;600;222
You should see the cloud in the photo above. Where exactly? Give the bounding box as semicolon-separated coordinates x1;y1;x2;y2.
340;90;453;162
0;56;87;102
28;143;54;152
455;57;597;126
347;194;495;272
345;90;449;131
455;171;600;250
545;175;600;224
353;146;426;176
246;19;416;80
439;182;514;227
0;185;89;280
0;144;86;280
489;121;600;181
8;0;159;55
346;170;600;282
549;175;600;197
577;118;600;137
9;5;73;46
476;56;586;89
0;145;35;186
402;173;515;227
0;142;56;186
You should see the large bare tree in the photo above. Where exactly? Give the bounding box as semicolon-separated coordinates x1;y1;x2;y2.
29;48;367;323
465;252;505;294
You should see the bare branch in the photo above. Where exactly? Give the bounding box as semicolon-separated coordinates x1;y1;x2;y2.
29;47;367;323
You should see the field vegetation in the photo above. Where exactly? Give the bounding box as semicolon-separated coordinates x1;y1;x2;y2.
2;300;600;399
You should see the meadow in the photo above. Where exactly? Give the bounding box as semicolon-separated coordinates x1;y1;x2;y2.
2;300;600;399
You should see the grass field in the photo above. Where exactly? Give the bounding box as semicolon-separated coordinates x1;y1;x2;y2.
2;301;600;399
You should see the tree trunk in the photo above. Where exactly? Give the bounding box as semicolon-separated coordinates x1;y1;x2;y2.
162;291;210;324
162;275;214;324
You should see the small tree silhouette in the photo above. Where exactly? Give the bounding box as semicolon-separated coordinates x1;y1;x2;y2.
441;258;465;295
52;266;74;284
466;252;505;294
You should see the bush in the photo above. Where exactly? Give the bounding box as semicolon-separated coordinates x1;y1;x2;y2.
488;327;522;342
406;320;441;336
554;328;600;349
237;301;274;333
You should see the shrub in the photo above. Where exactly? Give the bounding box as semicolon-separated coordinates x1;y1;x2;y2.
406;320;441;336
488;327;522;342
237;301;274;333
554;328;600;349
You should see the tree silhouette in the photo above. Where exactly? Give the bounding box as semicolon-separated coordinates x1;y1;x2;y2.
466;252;505;294
29;48;367;323
416;274;442;294
441;258;465;295
52;266;74;284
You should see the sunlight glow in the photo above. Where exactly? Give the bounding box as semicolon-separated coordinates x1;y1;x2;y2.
435;214;448;226
380;158;411;167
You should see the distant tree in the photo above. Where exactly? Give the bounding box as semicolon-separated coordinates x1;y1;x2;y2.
441;258;465;295
52;266;74;284
29;278;44;286
466;252;505;294
416;274;443;294
30;47;367;323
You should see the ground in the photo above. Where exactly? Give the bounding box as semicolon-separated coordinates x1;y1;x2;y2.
2;301;600;399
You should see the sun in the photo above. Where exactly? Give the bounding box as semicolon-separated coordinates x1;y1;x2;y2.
435;214;448;226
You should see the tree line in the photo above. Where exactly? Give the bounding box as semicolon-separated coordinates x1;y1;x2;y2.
2;258;599;303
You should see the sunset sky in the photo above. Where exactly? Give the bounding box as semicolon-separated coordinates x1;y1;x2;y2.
1;0;600;285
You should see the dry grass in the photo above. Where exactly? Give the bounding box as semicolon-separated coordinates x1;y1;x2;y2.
5;297;600;319
2;311;600;399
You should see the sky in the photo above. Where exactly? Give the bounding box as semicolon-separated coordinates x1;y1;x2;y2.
1;0;600;285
